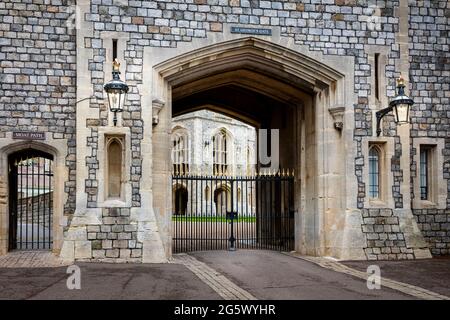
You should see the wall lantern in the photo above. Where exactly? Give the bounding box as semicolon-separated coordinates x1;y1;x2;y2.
104;59;129;126
376;75;414;136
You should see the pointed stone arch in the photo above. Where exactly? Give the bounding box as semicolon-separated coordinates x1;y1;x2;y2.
145;33;365;260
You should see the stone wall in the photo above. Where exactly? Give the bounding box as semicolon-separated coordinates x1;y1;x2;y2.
0;0;77;225
87;208;142;262
361;208;414;260
408;0;449;255
413;209;450;255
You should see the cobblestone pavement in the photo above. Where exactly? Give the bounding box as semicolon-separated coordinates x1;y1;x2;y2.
286;253;450;301
171;253;256;300
0;251;70;268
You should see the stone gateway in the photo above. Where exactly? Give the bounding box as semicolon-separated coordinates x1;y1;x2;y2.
0;0;448;263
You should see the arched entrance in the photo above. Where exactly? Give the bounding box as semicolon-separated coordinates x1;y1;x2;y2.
149;36;361;259
8;149;54;250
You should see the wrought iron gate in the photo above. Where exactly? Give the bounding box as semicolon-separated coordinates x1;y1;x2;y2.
172;171;295;253
8;150;54;250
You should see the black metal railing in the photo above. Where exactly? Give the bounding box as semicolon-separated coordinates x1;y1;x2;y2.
8;150;54;251
172;170;295;253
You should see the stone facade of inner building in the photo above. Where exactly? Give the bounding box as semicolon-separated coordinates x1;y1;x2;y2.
172;109;257;216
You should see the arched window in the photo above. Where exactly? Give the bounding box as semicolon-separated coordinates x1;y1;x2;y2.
107;138;123;198
368;145;380;199
213;129;228;175
172;130;189;174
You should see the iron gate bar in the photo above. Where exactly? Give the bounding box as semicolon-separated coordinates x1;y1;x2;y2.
37;157;40;249
172;172;295;253
25;157;28;249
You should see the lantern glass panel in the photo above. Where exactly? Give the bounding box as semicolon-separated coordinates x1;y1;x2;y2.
107;90;125;112
394;103;409;124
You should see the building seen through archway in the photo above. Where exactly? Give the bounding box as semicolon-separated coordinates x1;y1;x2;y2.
171;110;257;217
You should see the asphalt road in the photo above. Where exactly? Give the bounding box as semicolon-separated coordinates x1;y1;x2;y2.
192;250;414;300
0;263;221;300
2;250;448;300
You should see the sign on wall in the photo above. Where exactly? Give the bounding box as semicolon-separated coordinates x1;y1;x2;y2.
12;132;46;140
230;26;272;36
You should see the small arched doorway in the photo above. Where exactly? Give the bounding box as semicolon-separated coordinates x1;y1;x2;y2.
8;149;54;250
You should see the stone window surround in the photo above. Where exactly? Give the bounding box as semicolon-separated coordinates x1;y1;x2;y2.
97;127;132;208
362;136;395;209
106;135;125;199
412;137;446;209
368;144;382;198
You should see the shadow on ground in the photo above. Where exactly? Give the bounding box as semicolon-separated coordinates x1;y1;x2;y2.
0;263;221;300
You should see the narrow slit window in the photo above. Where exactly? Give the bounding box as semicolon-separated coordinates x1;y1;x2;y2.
420;148;429;200
368;146;380;199
374;53;380;101
112;39;118;61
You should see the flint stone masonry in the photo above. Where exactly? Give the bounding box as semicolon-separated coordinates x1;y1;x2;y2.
408;0;450;255
413;209;450;256
0;0;77;228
